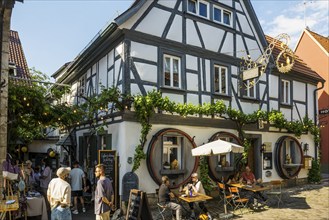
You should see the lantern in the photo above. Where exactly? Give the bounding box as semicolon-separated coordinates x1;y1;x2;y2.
21;146;28;153
47;148;56;158
49;151;56;158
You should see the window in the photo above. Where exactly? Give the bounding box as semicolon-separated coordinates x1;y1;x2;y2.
163;54;181;88
223;10;231;25
163;136;182;170
213;7;222;23
187;0;209;18
78;76;85;96
214;65;228;94
242;79;256;98
281;79;290;104
213;5;232;26
188;0;197;14
9;63;17;76
198;1;208;18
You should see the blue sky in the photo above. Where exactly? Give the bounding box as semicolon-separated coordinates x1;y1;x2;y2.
11;0;329;78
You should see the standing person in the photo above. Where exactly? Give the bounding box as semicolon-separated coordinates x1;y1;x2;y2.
94;164;114;220
186;173;212;220
33;165;41;189
24;160;35;189
40;158;52;211
158;176;182;220
47;167;72;220
70;161;87;214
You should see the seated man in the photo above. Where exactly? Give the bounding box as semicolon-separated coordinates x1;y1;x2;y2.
185;173;212;220
241;166;261;185
241;166;268;206
158;176;182;220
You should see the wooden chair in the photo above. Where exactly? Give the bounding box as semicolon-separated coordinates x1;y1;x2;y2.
217;182;233;211
267;180;283;207
229;186;249;215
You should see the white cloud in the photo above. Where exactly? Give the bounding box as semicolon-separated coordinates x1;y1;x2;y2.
260;0;328;47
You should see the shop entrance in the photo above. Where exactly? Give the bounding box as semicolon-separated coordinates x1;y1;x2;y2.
246;134;262;181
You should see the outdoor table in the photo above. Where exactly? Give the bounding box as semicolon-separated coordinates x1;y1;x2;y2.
178;193;213;203
229;183;271;192
26;196;48;220
0;195;19;220
229;183;271;211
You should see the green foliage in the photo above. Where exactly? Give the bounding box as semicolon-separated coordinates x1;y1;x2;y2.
307;159;321;183
199;156;214;194
132;145;146;172
131;90;320;171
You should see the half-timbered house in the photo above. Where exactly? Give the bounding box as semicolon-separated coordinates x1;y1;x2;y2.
53;0;324;200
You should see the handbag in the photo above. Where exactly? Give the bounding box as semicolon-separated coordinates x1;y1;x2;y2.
3;170;18;180
2;160;18;181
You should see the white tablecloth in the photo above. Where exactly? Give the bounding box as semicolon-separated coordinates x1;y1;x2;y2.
26;196;48;220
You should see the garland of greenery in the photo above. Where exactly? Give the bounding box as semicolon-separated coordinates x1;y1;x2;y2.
131;90;320;172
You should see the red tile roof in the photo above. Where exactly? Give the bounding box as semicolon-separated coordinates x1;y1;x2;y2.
9;30;30;79
265;35;324;82
308;29;329;53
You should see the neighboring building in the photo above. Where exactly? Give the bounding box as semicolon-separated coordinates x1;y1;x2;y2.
295;29;329;173
53;0;323;202
9;30;29;79
9;30;59;167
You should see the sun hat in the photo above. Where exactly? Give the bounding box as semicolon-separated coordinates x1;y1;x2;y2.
56;167;71;177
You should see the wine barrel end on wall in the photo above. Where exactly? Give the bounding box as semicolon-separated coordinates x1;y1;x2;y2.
207;132;243;182
275;136;303;179
146;128;199;188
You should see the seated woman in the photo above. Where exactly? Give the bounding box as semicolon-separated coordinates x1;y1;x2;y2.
226;171;242;185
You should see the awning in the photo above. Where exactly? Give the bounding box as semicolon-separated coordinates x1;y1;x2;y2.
56;134;72;146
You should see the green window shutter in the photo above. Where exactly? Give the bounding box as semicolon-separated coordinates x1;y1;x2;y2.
105;134;112;150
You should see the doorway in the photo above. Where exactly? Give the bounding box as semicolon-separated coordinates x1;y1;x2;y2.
246;134;262;180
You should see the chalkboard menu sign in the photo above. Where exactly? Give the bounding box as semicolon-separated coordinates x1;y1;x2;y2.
98;150;117;207
126;189;152;220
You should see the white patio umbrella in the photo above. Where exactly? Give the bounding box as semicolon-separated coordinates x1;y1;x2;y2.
192;139;244;156
192;139;244;218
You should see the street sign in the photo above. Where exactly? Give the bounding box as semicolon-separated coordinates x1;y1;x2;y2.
242;66;261;80
319;108;329;115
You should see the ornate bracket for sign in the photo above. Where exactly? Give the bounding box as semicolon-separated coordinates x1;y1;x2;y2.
240;33;295;89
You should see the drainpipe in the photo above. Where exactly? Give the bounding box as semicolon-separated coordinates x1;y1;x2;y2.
313;81;324;160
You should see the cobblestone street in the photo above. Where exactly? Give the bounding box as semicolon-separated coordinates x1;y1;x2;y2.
71;177;329;220
148;178;329;220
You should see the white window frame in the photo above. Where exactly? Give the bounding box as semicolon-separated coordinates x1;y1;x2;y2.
213;5;232;26
163;54;181;88
214;65;228;95
187;0;209;19
163;136;182;170
281;79;290;104
77;75;86;105
243;79;256;98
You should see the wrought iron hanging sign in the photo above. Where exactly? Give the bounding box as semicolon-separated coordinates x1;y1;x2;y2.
240;33;295;89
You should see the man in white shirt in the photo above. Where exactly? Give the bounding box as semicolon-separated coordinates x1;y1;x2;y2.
70;161;87;214
188;173;212;220
47;166;72;220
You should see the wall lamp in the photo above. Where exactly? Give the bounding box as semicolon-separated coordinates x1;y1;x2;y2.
260;143;266;154
303;143;309;155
